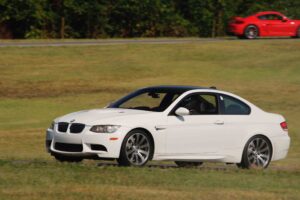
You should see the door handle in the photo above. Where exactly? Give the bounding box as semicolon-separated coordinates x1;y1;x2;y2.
155;125;167;130
214;120;224;125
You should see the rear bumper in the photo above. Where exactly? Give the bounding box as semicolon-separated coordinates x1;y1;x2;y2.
227;24;245;36
46;126;130;159
270;134;290;161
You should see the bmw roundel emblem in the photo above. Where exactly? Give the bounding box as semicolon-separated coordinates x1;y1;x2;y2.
70;119;75;123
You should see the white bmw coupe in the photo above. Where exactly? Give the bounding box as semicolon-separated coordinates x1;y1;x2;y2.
46;86;290;169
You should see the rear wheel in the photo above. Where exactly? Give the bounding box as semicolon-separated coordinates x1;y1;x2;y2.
54;154;83;162
297;27;300;38
175;161;203;168
117;129;153;166
244;25;259;39
237;135;272;169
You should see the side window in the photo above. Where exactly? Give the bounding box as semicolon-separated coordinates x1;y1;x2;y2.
258;15;267;20
258;14;282;20
178;93;218;115
220;95;250;115
271;14;283;20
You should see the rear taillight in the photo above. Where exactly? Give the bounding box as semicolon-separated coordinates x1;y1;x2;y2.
280;121;288;131
235;20;244;24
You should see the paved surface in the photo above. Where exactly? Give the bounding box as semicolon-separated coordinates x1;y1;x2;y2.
0;37;297;47
0;38;231;47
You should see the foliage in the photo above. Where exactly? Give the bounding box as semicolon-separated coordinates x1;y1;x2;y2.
0;1;299;38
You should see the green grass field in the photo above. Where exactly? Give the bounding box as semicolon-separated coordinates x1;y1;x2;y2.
0;39;300;200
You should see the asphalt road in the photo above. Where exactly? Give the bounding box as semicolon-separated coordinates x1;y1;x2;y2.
0;37;297;47
0;38;230;47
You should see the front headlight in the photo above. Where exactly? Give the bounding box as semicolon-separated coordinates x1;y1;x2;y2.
90;125;120;133
49;121;55;130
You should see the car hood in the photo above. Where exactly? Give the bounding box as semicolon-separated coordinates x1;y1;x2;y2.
55;108;153;125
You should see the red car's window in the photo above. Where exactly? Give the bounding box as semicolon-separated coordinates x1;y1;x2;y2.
258;14;283;20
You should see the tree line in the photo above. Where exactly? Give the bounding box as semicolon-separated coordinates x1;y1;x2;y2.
0;0;299;39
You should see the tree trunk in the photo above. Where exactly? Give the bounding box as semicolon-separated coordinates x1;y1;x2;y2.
212;18;216;37
60;17;65;39
0;22;13;39
217;9;224;36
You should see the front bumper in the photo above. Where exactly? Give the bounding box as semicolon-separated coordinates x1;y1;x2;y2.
46;126;131;159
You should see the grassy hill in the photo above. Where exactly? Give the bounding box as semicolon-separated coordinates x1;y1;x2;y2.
0;39;300;199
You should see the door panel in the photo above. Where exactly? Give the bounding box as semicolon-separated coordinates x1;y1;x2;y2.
165;93;223;157
266;20;292;36
258;14;294;36
215;116;249;152
166;115;224;155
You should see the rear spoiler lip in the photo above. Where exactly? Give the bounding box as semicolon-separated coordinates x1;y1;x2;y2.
229;16;245;23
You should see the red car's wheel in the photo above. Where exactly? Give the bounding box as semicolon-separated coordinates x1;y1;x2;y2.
244;25;259;39
297;27;300;38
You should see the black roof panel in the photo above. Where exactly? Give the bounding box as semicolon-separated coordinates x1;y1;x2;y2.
145;85;211;92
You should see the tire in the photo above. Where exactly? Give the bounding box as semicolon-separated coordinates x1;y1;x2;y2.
117;129;153;166
175;161;203;168
296;27;300;38
244;25;259;39
237;135;272;169
54;154;83;162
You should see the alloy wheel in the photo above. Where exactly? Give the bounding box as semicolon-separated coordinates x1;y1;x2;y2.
125;132;150;166
247;137;271;168
245;26;258;39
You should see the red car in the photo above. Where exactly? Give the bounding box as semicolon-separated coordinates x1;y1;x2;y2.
228;11;300;39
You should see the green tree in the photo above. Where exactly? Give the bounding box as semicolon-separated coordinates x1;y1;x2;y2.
0;0;299;39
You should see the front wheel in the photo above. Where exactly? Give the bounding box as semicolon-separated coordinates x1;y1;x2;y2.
244;25;259;39
175;161;203;168
117;130;153;166
237;135;272;169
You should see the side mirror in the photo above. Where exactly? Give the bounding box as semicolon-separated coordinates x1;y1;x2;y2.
175;107;190;116
282;17;288;22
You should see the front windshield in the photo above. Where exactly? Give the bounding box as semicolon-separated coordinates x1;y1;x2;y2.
108;88;184;112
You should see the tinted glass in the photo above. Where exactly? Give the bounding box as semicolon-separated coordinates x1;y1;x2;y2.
119;92;166;111
258;14;283;20
108;88;184;112
220;95;250;115
178;93;218;115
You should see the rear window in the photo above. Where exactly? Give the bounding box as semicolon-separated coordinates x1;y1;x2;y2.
220;95;250;115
